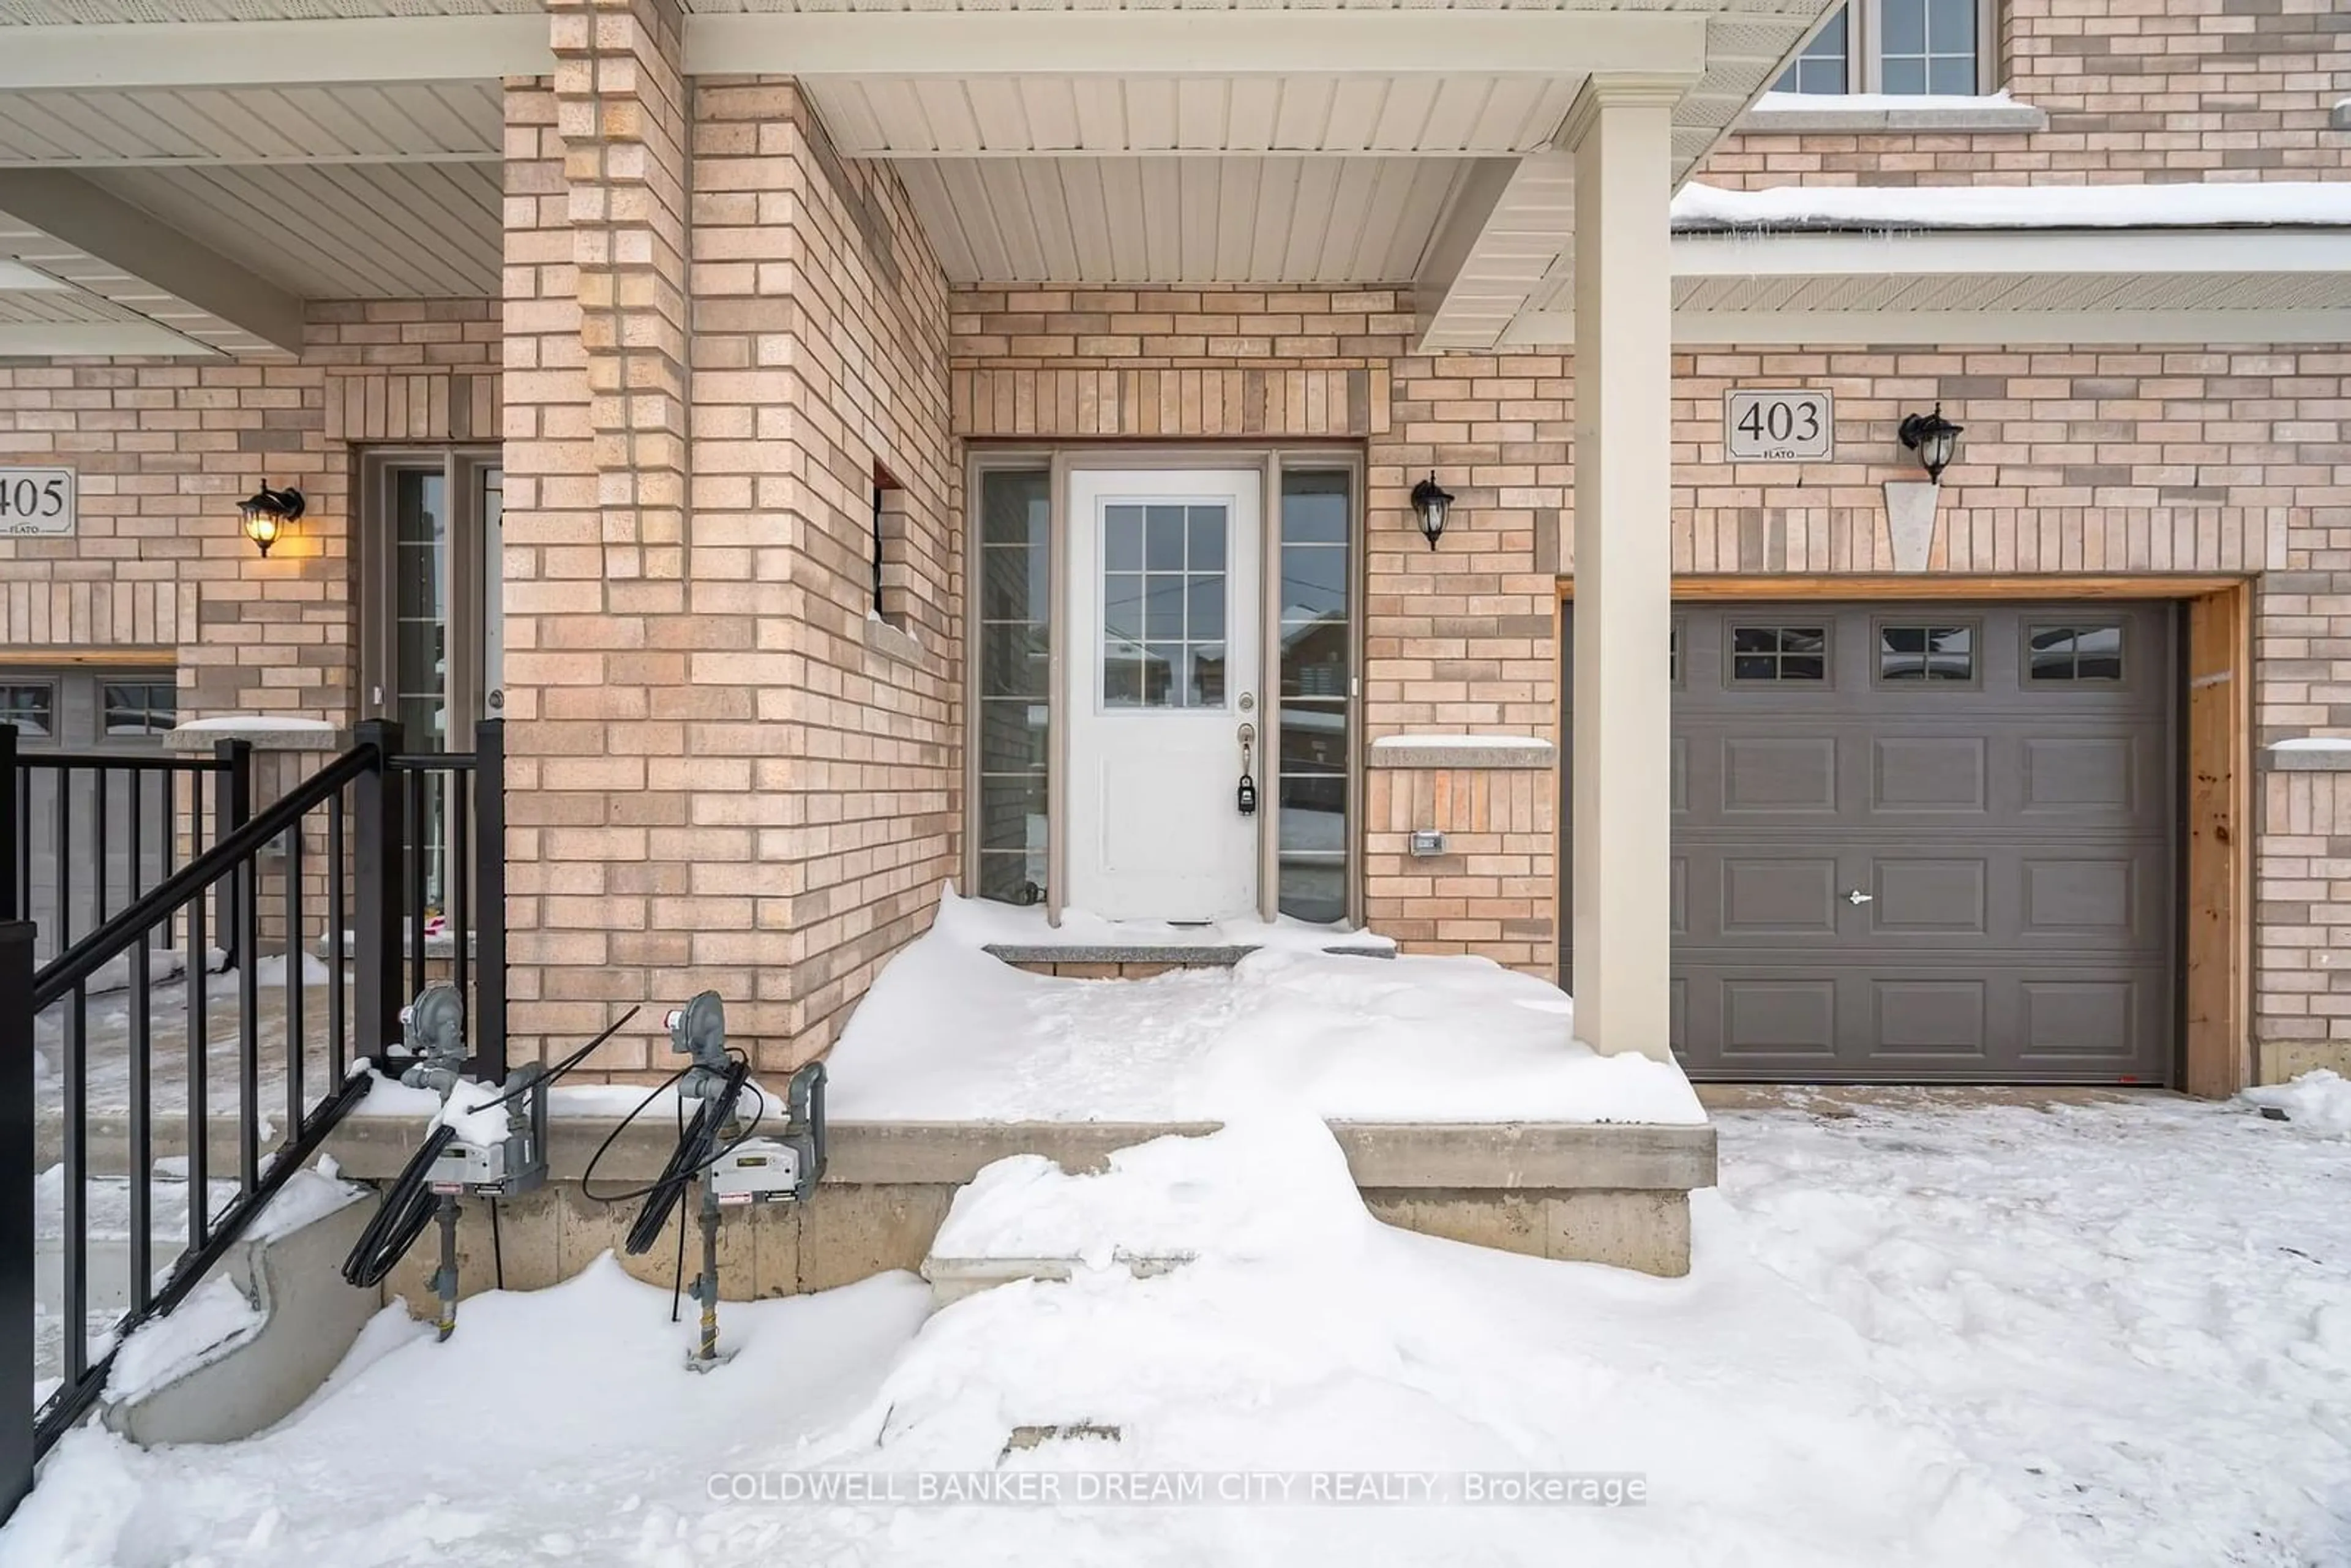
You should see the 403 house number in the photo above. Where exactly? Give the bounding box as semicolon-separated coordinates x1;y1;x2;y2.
1723;390;1834;462
0;468;74;536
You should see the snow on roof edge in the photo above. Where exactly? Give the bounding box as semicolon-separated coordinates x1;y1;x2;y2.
1672;179;2351;236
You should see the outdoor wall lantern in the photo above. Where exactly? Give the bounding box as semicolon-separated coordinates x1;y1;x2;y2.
1897;406;1965;485
1411;473;1455;550
238;482;305;557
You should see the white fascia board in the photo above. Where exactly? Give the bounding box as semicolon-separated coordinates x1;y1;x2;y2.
0;171;303;354
0;17;552;91
1673;228;2351;279
1502;308;2351;347
0;321;214;356
683;11;1708;79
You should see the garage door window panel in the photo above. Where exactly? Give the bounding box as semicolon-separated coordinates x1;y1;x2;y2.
1730;625;1829;684
1;682;56;739
102;681;177;737
1876;621;1979;686
2026;623;2126;684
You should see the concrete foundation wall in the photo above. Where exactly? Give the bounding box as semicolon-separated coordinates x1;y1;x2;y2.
326;1114;1717;1304
377;1175;1695;1310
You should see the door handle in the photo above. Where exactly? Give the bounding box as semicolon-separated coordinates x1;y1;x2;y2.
1237;722;1258;817
1845;889;1873;906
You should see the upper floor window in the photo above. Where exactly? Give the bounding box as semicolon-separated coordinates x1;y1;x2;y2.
1775;0;1988;96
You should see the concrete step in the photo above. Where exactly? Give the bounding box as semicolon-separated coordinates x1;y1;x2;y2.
920;1249;1192;1308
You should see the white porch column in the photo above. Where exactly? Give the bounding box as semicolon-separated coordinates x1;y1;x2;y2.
1564;81;1678;1062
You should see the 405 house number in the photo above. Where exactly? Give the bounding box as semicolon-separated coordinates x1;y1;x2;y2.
0;468;73;536
1723;389;1834;462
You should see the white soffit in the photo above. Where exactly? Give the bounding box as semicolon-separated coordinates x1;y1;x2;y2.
90;162;503;298
901;156;1471;285
0;17;552;86
806;75;1586;159
0;83;503;168
0;280;206;354
0;258;67;290
0;181;280;353
0;0;536;20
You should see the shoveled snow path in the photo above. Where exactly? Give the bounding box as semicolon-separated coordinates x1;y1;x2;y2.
1715;1092;2351;1568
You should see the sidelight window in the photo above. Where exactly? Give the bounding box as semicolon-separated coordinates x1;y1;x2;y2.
363;451;502;910
977;469;1051;905
1276;468;1353;925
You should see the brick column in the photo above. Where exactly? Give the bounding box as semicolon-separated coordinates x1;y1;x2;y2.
553;0;691;582
500;0;694;1073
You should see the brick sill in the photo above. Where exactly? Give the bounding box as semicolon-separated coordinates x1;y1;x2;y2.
860;612;942;674
2263;740;2351;772
1739;99;2050;135
1368;736;1556;770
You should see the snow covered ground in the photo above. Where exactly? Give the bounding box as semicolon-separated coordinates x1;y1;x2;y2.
5;1087;2344;1568
824;894;1703;1124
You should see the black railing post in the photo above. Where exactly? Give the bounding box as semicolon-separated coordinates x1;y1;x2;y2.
0;724;16;923
353;720;404;1063
212;739;252;973
0;920;34;1521
473;718;508;1083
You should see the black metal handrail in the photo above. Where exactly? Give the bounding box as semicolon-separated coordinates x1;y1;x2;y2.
0;724;253;966
1;716;508;1514
31;744;376;1010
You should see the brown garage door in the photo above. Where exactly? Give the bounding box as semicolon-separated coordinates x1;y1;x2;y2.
1562;601;2176;1084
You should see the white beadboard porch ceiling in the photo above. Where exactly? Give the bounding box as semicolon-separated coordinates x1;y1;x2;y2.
0;281;146;324
0;0;1838;353
807;75;1583;159
900;156;1477;283
0;83;502;167
85;162;503;297
0;204;269;352
0;0;533;20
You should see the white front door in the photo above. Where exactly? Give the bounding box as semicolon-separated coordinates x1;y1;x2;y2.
1066;468;1263;921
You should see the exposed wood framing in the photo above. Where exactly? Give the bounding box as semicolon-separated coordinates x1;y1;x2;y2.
2183;583;2251;1098
0;647;174;669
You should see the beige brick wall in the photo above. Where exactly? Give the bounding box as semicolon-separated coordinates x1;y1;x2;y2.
1701;0;2350;189
500;34;957;1074
954;285;2351;1067
951;285;1563;976
0;301;498;719
1668;345;2317;577
694;78;959;1061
